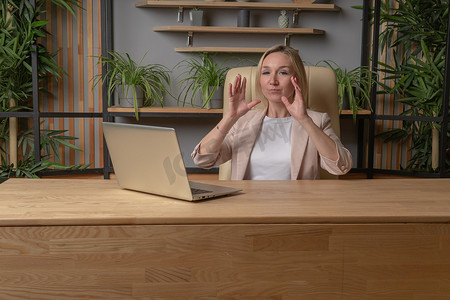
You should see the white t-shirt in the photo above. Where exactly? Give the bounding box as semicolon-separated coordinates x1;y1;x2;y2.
244;116;293;180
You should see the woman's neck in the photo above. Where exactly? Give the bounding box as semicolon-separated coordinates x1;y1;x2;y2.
266;102;291;118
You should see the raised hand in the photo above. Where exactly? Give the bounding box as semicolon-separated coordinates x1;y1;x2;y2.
228;74;261;119
281;76;309;123
197;74;261;154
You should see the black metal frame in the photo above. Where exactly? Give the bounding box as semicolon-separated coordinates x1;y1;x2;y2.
102;0;114;179
5;0;448;178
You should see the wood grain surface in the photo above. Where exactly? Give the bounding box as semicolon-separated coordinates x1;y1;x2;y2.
0;178;449;226
0;178;449;299
0;223;449;299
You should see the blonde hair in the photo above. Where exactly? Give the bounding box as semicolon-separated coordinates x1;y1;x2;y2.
256;44;309;103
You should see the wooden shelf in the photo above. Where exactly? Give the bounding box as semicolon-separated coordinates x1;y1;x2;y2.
339;109;372;119
107;106;223;118
153;25;324;35
108;106;222;114
175;47;269;53
136;1;341;11
340;109;371;115
107;107;372;118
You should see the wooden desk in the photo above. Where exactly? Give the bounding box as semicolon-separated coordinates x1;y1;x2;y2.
0;178;449;299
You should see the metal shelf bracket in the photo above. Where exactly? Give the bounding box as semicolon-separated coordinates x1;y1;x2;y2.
284;34;291;46
187;31;194;46
293;9;299;25
177;7;184;23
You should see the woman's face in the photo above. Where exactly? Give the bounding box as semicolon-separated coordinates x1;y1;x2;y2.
259;52;295;104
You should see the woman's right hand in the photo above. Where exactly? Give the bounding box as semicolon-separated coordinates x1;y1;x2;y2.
196;74;261;155
227;74;261;119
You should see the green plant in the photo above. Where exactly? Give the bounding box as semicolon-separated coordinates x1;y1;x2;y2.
0;0;88;177
319;60;376;121
93;50;170;120
0;0;79;108
0;121;89;178
176;53;231;108
375;0;449;172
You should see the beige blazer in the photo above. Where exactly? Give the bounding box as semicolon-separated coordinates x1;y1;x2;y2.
191;108;353;180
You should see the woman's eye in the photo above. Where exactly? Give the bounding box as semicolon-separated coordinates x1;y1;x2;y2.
280;71;289;75
261;71;270;75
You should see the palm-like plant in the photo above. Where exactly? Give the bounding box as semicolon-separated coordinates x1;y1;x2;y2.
176;53;231;108
93;50;170;120
0;0;77;107
375;0;449;172
0;0;87;177
0;122;89;178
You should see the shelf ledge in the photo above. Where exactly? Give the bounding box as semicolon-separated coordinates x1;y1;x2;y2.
108;107;372;116
107;106;223;114
340;109;372;115
136;1;341;11
174;47;269;53
153;26;324;35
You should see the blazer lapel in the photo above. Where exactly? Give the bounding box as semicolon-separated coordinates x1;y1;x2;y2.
234;108;266;179
291;119;309;179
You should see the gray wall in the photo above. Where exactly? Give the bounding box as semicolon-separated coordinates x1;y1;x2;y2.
112;0;363;168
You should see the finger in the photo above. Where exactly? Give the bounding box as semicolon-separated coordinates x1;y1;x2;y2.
234;74;241;94
247;99;261;110
295;85;304;101
240;76;247;95
281;96;291;108
291;78;304;101
291;76;300;89
228;82;233;97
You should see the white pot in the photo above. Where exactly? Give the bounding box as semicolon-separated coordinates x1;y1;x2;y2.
116;85;144;108
189;10;204;26
206;86;224;109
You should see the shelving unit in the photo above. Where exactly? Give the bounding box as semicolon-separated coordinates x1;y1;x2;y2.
138;1;340;52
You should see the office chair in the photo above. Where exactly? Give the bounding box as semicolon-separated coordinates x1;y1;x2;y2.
218;65;340;180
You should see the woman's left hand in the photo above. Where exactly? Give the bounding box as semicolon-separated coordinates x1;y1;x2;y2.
281;77;309;123
282;77;339;161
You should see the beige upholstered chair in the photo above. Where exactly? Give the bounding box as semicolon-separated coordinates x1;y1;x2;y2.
218;65;340;180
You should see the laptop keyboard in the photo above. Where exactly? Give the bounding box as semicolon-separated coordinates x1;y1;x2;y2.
191;187;213;195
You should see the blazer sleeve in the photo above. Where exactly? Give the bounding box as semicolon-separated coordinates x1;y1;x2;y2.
318;113;353;175
191;126;235;169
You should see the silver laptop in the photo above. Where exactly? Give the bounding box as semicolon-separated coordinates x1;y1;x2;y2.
102;122;241;201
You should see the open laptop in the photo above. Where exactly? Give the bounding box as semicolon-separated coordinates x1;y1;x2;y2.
102;122;241;201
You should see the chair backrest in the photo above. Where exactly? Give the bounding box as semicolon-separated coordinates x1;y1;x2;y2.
218;65;340;180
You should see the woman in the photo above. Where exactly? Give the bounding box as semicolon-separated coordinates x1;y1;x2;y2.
191;45;352;180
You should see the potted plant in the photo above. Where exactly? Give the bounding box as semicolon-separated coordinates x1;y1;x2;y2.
189;7;204;26
319;60;376;121
93;50;170;120
175;53;231;109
